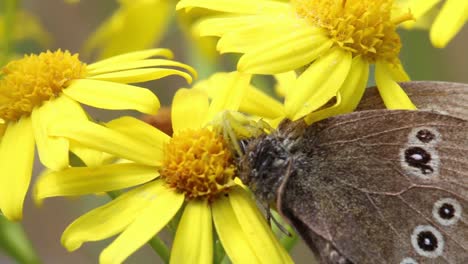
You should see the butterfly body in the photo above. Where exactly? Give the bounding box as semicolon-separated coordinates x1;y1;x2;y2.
238;82;468;264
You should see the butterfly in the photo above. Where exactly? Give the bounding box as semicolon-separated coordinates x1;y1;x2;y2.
237;81;468;264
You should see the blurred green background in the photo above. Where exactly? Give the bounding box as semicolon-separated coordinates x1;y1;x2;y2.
1;0;467;263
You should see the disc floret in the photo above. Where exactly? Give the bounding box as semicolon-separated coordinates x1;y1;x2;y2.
161;128;236;201
0;50;87;121
292;0;413;63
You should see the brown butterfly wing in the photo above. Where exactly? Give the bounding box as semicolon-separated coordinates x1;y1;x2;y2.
277;110;468;264
357;81;468;120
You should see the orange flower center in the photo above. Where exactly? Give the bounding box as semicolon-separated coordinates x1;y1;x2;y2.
291;0;413;63
161;128;236;201
0;50;87;121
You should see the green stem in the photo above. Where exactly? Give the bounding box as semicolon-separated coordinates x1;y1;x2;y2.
1;0;17;66
0;215;41;264
147;235;170;264
167;206;183;235
220;255;231;264
106;191;170;264
213;239;226;264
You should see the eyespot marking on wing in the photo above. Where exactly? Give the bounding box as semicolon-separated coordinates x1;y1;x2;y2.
401;146;440;179
408;127;441;145
411;225;444;258
432;198;462;226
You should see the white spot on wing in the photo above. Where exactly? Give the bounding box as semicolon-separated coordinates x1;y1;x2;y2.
411;153;423;161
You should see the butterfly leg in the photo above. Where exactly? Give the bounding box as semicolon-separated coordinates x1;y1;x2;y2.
260;201;292;237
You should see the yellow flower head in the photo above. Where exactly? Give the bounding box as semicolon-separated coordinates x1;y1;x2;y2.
399;0;468;48
0;49;195;221
177;0;416;121
292;0;411;63
0;51;86;121
34;72;292;264
84;0;173;59
162;128;237;201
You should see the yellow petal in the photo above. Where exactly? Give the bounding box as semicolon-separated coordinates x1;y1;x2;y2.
266;116;285;129
212;193;260;264
386;59;410;82
274;71;297;98
375;61;417;110
31;107;68;171
89;68;193;85
49;120;162;166
430;0;468;48
215;15;301;54
171;200;212;264
64;79;160;114
106;116;170;151
176;0;288;14
88;59;197;79
194;15;264;37
31;95;87;170
285;47;353;120
240;87;285;119
194;72;281;119
83;1;172;59
61;180;167;251
238;27;333;74
305;56;369;124
69;143;114;167
100;186;184;264
205;72;251;123
405;0;440;19
0;118;35;221
172;88;210;132
229;187;293;264
34;163;158;199
86;49;174;70
33;95;110;167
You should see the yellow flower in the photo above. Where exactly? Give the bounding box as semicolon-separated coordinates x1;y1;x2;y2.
193;72;285;120
177;0;416;120
34;73;292;264
0;49;194;221
399;0;468;48
84;0;173;59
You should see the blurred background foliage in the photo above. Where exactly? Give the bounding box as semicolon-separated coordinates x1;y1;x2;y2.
0;0;467;263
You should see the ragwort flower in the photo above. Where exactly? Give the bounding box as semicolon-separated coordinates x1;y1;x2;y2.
193;72;285;120
399;0;468;48
84;0;173;59
0;49;194;221
177;0;417;120
34;73;292;264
